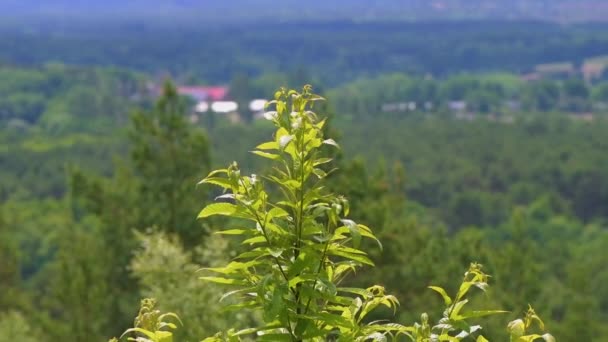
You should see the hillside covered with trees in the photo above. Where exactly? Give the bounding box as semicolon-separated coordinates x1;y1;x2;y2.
0;18;606;341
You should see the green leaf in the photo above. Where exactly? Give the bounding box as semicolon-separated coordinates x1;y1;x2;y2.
312;168;327;179
322;139;339;148
358;224;382;250
198;177;232;189
456;281;474;300
203;261;259;275
428;286;453;306
508;319;525;338
198;203;239;218
363;332;387;342
199;276;247;285
242;236;267;245
542;333;556;342
268;206;290;219
159;322;177;330
257;333;292;341
337;287;373;299
300;312;352;329
219;288;254;302
264;286;287;321
156;330;174;342
341;219;361;248
449;299;469;319
158;312;182;326
256;141;279;150
287;251;312;277
215;229;250;235
120;328;156;340
202;168;228;179
328;248;374;266
268;248;283;258
251;150;281;160
232;327;259;336
437;333;460;341
235;248;268;260
313;157;333;166
289;275;306;288
294;319;310;337
279;134;293;148
456;310;509;320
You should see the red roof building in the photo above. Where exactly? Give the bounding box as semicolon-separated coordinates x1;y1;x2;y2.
177;86;229;102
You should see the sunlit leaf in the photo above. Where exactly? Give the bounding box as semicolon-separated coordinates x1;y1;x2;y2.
198;203;239;218
251;150;281;160
428;286;453;306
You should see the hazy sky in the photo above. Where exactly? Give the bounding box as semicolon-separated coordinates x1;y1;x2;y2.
1;1;605;23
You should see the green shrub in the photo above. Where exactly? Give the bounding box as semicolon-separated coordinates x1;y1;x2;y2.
114;86;555;342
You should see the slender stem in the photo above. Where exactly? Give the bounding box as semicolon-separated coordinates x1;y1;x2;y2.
295;121;307;259
285;310;297;342
239;179;293;293
303;221;331;316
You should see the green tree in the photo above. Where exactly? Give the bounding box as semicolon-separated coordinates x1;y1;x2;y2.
0;209;24;311
47;221;112;341
130;231;256;341
522;81;560;112
561;79;590;112
130;81;211;246
230;73;254;123
65;81;214;337
591;82;608;102
0;311;41;342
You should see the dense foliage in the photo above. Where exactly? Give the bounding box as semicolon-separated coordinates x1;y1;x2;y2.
3;21;608;85
114;87;556;341
1;19;607;341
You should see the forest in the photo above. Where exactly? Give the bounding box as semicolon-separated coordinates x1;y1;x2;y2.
0;18;607;341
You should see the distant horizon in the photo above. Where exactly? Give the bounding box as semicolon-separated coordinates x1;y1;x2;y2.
2;0;608;24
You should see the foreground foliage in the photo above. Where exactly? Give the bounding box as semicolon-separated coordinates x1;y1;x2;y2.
6;71;604;340
114;87;556;341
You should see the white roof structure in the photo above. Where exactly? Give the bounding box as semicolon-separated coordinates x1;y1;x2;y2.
249;99;268;112
211;101;238;113
195;101;209;113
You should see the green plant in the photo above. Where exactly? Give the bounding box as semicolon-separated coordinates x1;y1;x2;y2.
194;86;556;341
507;306;555;342
114;86;557;342
414;262;507;341
198;86;405;341
110;298;181;342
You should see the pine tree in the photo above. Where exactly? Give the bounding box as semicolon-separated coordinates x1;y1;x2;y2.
130;81;211;246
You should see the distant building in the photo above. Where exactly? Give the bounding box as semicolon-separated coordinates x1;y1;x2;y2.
249;99;268;112
582;62;606;82
176;86;229;102
504;100;521;112
534;62;576;79
381;103;399;112
521;73;541;82
194;102;209;113
211;101;239;113
174;85;236;115
153;84;271;122
381;101;419;113
448;100;467;112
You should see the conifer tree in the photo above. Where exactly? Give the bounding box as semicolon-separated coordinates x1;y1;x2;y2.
130;81;211;246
